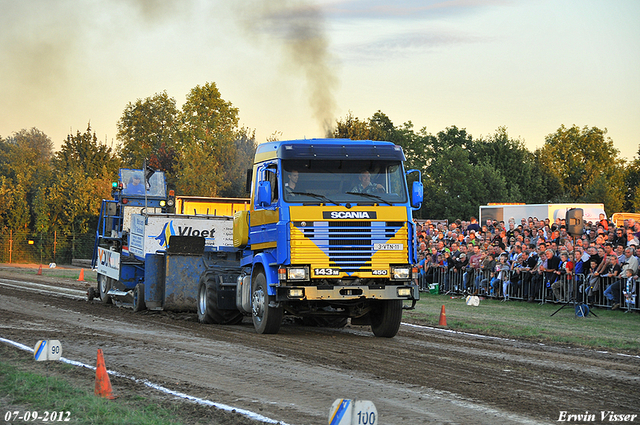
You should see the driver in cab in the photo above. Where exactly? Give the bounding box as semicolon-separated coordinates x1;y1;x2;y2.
351;170;384;194
285;169;299;196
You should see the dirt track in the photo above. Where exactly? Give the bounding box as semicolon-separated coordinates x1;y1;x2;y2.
1;269;639;425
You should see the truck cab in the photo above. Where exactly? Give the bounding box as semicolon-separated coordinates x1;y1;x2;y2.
232;138;423;337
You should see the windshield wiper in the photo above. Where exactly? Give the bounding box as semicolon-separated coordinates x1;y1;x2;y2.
290;191;340;206
345;191;392;206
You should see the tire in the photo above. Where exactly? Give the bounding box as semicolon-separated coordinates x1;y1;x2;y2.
133;283;146;312
197;271;243;325
87;287;97;301
370;300;403;338
251;271;283;334
98;275;112;305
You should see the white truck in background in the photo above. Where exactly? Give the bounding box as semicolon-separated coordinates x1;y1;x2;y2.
479;203;606;226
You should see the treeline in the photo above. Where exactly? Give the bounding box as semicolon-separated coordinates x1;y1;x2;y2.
331;111;640;221
1;82;639;262
0;82;255;262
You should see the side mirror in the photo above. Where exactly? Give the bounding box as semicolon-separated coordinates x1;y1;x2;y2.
257;181;272;207
405;169;423;210
411;181;423;209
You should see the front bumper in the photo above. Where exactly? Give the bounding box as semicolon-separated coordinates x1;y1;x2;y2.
276;284;420;302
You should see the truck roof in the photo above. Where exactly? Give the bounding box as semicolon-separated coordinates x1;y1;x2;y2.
254;138;405;163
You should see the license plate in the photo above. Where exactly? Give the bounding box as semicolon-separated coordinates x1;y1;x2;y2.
314;268;340;276
374;243;403;251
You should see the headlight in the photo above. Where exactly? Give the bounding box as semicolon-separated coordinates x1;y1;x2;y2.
159;200;166;207
391;266;411;280
397;287;412;297
287;267;309;281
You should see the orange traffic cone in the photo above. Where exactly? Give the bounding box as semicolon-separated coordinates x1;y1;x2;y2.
95;349;115;399
78;269;85;281
37;265;42;275
438;305;447;326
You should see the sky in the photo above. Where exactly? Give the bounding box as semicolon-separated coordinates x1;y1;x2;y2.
1;0;639;160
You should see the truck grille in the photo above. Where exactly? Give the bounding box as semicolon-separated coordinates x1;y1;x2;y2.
292;221;407;273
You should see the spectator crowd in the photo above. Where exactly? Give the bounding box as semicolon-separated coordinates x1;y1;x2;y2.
415;214;639;311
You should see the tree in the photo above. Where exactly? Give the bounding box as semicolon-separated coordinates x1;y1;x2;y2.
175;82;240;196
393;121;433;174
420;146;508;221
0;128;54;232
536;125;621;200
44;125;119;241
219;127;256;198
117;91;180;172
623;145;640;212
148;141;178;190
0;176;30;233
583;169;625;215
55;124;120;179
368;111;399;142
7;127;54;162
332;110;401;142
528;153;565;203
332;111;377;140
472;127;536;202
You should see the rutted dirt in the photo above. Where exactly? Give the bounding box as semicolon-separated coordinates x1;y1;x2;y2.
1;267;639;425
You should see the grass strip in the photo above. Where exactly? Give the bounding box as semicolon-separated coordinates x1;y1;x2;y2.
0;355;182;425
0;265;97;282
407;294;640;352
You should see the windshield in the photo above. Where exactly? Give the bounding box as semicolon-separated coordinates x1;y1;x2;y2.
120;169;167;197
282;159;407;204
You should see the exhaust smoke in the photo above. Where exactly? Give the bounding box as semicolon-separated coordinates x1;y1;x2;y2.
237;1;338;136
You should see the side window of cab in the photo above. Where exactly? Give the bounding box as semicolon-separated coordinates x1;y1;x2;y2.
267;164;278;203
255;163;279;209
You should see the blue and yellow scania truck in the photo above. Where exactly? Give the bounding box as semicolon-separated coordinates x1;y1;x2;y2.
91;138;422;338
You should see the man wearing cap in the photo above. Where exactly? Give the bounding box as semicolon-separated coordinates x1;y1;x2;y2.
127;172;145;195
613;228;627;247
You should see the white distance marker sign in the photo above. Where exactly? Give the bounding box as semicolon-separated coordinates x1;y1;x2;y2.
329;399;377;425
34;340;62;361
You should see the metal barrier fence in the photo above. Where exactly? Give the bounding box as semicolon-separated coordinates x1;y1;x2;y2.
0;231;95;265
418;266;639;312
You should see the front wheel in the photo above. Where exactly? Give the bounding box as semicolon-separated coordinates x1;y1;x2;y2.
197;271;243;325
251;271;283;334
370;300;403;338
